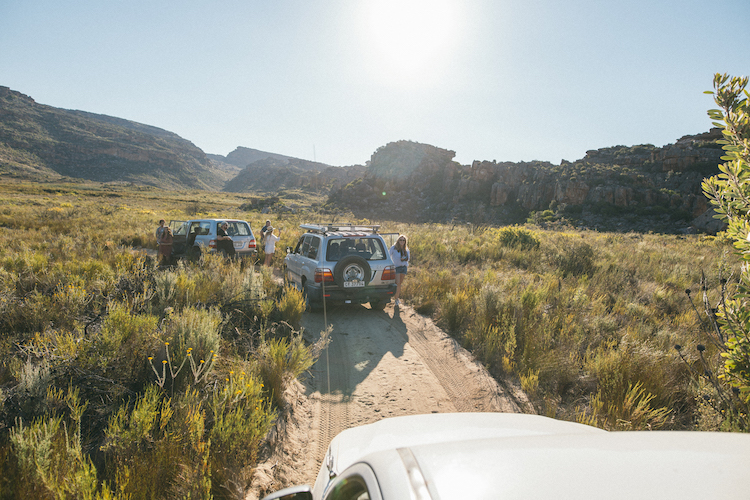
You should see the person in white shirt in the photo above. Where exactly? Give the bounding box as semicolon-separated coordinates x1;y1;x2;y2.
389;234;410;306
264;226;281;266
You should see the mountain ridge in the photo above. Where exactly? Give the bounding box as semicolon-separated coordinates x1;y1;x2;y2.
0;86;219;190
0;85;726;233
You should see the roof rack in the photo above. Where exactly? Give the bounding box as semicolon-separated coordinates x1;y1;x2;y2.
300;223;381;235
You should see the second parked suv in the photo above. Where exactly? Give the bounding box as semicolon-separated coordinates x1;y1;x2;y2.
169;219;257;260
285;224;397;311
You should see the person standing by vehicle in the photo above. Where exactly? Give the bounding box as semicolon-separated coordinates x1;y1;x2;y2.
217;221;236;257
155;219;167;247
264;226;281;266
158;226;173;265
390;234;410;306
260;219;271;244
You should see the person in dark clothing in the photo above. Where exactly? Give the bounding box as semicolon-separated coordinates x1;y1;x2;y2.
260;219;271;245
216;221;236;257
158;226;173;265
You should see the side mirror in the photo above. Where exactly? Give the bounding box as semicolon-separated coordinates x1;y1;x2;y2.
261;485;312;500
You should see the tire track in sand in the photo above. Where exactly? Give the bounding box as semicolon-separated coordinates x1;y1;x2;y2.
396;310;524;413
314;328;352;461
301;303;529;476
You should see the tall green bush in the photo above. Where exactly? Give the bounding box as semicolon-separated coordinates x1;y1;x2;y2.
700;73;750;429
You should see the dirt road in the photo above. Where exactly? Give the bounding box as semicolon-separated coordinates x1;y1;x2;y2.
249;301;531;498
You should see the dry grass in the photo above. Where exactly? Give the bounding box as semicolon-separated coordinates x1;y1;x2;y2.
0;179;744;498
0;181;327;499
395;223;742;430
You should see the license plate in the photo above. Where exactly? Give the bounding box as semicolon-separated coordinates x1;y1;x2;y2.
234;241;243;248
343;280;365;288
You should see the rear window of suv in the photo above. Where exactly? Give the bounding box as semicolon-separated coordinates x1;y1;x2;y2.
224;221;252;236
326;237;386;261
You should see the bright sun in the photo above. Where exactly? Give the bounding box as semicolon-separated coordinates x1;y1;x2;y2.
363;0;458;81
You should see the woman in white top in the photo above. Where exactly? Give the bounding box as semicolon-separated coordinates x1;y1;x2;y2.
389;234;410;306
264;226;281;266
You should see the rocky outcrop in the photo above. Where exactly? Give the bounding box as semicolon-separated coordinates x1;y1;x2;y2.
368;140;456;180
328;134;727;234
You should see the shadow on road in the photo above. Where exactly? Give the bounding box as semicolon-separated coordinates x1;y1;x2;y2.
301;303;407;400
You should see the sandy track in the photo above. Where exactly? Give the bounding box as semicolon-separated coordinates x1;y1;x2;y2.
306;303;528;477
248;301;531;498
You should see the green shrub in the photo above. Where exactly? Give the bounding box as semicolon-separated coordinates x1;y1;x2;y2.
257;334;314;408
155;307;222;392
582;337;677;424
586;382;671;430
495;226;540;250
277;285;305;329
546;235;596;277
11;415;103;499
439;289;472;333
209;368;275;498
95;301;160;390
9;387;106;499
101;385;210;499
463;285;520;373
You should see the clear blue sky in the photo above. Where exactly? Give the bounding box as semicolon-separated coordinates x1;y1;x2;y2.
2;0;748;167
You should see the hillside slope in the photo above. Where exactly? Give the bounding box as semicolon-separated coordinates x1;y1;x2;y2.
0;85;728;233
223;155;365;193
0;86;222;190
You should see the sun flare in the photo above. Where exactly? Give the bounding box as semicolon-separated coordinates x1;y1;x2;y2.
364;0;458;80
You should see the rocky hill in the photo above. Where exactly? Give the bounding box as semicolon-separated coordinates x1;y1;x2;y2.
0;86;224;190
0;85;728;233
327;133;726;234
208;146;366;193
212;146;296;169
222;154;365;193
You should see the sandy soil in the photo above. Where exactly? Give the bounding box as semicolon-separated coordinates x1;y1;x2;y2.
247;301;533;499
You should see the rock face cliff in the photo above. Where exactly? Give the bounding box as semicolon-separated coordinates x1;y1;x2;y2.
327;133;726;234
0;86;221;189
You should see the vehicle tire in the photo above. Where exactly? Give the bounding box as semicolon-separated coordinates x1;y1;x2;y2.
304;283;322;312
333;256;372;288
369;300;387;311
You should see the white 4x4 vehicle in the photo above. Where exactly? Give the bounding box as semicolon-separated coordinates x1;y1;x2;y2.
262;412;750;500
169;218;257;260
284;224;397;311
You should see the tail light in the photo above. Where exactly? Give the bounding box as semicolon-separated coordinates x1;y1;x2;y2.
382;266;396;281
208;239;216;249
314;268;334;283
249;238;256;250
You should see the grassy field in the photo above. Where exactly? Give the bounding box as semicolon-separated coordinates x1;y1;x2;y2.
394;223;744;431
0;180;323;499
0;179;744;498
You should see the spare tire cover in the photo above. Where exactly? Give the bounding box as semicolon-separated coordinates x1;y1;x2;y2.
333;255;372;287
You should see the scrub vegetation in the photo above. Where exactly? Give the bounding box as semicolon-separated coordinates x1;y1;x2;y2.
1;73;749;496
0;183;319;499
394;222;745;431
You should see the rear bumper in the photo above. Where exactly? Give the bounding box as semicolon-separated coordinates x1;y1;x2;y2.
308;283;397;304
173;246;257;258
234;249;258;258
